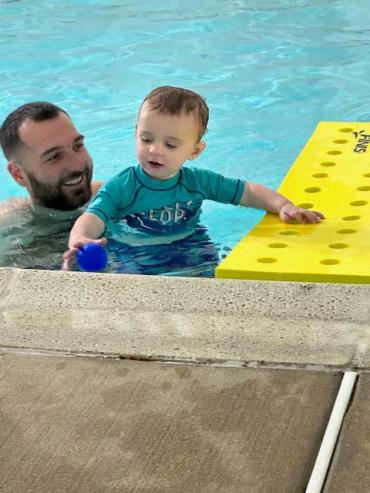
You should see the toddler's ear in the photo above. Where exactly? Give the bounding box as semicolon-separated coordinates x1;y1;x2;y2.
188;141;206;160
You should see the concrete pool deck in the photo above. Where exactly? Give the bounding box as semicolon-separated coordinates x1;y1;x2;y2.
0;268;370;491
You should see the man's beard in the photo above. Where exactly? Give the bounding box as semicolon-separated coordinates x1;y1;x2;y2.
26;166;93;211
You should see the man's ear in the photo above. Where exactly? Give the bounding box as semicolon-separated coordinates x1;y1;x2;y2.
7;161;27;187
188;141;206;161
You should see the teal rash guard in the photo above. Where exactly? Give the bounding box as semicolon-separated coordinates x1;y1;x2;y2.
87;165;244;245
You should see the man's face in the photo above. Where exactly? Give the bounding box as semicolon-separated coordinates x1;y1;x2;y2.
12;112;93;210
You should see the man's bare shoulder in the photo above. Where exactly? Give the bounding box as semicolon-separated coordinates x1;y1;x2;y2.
91;180;104;196
0;197;31;219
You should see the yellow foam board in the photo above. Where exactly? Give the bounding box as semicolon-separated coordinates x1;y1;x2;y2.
216;122;370;283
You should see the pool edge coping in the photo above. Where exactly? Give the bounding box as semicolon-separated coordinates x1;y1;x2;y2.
0;267;369;369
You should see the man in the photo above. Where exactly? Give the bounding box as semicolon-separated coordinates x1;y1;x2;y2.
0;102;103;268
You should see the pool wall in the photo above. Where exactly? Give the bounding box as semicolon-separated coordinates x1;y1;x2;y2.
0;268;369;369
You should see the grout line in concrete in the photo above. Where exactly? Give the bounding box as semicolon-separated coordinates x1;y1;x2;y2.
1;345;369;372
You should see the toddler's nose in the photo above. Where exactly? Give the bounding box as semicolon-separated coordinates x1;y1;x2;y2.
149;142;163;155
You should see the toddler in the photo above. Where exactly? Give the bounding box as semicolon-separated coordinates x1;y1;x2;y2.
63;86;323;269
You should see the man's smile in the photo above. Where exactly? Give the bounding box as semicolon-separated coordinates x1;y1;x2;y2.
62;171;86;187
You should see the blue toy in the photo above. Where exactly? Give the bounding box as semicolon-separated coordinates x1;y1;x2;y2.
77;243;108;272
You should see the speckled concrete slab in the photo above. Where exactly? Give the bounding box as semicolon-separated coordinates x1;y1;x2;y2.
0;268;369;367
324;372;370;492
0;352;340;493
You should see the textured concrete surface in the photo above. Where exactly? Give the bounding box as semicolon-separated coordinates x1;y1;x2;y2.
324;372;370;493
0;268;369;367
1;267;370;491
0;352;340;493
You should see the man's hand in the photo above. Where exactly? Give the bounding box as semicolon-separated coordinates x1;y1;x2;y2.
62;237;107;271
279;203;325;224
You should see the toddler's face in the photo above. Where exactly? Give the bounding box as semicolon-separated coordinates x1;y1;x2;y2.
136;101;205;180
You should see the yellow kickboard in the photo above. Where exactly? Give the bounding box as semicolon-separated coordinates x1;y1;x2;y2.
216;121;370;283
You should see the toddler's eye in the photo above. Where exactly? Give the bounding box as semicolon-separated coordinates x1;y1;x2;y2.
141;136;151;143
166;143;177;149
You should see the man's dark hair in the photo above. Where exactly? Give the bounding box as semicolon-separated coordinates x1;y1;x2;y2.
141;86;209;141
0;102;68;161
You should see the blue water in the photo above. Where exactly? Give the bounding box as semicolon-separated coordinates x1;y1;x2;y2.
1;0;370;274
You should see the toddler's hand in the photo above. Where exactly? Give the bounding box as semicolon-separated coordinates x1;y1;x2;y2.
62;237;107;271
279;203;325;224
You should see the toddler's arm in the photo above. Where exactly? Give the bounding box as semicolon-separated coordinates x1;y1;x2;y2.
240;182;324;223
62;212;106;270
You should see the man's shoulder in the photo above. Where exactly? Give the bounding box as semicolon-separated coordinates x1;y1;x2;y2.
0;197;33;237
0;197;31;217
91;180;105;197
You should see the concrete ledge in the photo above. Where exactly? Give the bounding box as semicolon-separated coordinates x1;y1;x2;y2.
0;268;369;368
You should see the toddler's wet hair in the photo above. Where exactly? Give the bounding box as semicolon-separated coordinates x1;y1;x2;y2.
142;86;209;141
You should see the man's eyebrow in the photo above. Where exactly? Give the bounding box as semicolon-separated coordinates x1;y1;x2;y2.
40;146;62;160
40;135;85;160
73;134;85;145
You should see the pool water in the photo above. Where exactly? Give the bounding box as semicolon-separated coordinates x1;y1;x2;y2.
1;0;370;275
